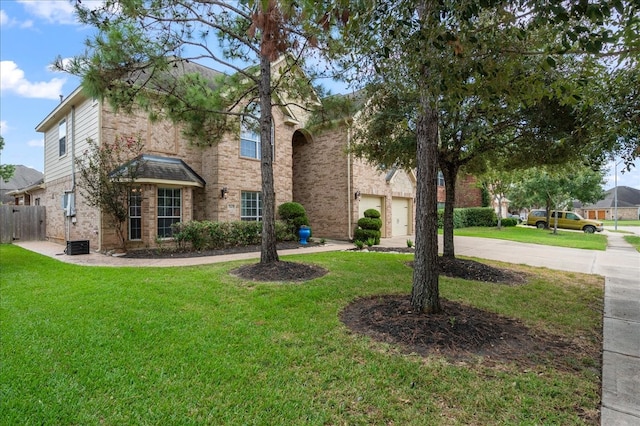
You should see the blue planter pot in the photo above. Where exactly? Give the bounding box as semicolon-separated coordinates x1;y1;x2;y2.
298;226;311;245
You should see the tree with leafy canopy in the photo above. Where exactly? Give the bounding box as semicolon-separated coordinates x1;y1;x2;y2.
75;135;145;250
337;0;639;314
507;163;605;234
350;55;590;258
0;136;16;182
59;0;349;264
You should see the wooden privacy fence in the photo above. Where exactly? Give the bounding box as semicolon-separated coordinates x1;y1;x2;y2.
0;205;46;244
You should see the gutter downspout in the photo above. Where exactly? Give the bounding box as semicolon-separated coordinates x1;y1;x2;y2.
347;123;353;240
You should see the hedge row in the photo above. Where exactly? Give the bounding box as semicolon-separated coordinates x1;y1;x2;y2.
437;207;497;228
171;220;296;251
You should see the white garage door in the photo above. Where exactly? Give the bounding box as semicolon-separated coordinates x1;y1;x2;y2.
359;196;383;219
392;197;410;236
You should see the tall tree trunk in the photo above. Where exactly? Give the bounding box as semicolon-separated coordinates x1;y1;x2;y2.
411;101;441;314
441;161;458;259
259;55;279;264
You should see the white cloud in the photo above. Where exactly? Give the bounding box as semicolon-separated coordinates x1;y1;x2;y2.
27;139;44;148
18;0;77;25
17;0;107;25
0;61;66;100
0;120;8;135
0;9;33;28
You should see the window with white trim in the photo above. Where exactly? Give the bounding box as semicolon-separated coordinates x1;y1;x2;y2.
241;191;262;221
437;171;445;187
58;120;67;157
129;187;142;240
240;103;274;160
157;188;181;237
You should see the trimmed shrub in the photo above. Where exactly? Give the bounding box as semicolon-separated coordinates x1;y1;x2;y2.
437;207;497;229
500;217;518;227
363;208;381;218
354;228;381;244
464;207;497;227
354;209;382;245
277;202;310;236
170;219;295;252
357;217;383;230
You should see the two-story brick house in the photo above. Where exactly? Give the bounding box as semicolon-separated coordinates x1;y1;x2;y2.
28;60;481;251
31;60;316;251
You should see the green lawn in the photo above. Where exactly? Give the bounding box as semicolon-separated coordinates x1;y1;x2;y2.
1;245;603;425
449;226;608;250
602;219;640;226
624;235;640;252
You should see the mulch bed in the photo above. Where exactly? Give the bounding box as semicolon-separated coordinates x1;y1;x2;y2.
231;261;328;282
339;295;596;373
121;241;600;425
122;241;320;258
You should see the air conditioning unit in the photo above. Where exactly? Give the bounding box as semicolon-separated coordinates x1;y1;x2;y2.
65;240;90;255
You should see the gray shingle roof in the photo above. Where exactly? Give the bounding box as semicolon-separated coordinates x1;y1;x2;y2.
110;155;205;187
580;186;640;209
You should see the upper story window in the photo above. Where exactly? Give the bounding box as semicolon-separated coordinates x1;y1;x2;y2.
240;103;274;160
58;120;67;157
437;171;445;187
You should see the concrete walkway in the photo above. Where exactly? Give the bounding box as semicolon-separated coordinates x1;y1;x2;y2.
13;227;640;425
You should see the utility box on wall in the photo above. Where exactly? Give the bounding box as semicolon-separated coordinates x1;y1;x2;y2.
66;240;90;255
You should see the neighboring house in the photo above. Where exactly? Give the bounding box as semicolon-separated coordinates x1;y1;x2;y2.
1;165;44;205
576;186;640;220
32;59;483;251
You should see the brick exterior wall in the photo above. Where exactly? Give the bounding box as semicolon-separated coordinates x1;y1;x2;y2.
453;174;483;208
294;123;416;239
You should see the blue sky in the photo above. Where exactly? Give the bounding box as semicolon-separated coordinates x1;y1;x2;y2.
1;0;638;190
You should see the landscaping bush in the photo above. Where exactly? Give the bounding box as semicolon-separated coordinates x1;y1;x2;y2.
354;209;382;245
277;202;310;234
500;217;518;227
464;207;497;227
437;209;466;229
171;219;294;251
438;207;497;228
363;208;381;218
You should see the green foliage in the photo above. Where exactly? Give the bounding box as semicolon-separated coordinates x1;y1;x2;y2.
171;219;295;251
365;237;376;247
0;136;15;182
0;245;604;424
75;136;145;250
501;218;518;227
354;209;382;244
277;202;310;234
480;184;491;208
437;208;497;229
357;217;382;230
507;164;605;212
354;229;381;245
353;239;364;250
464;208;499;227
363;208;381;219
406;239;414;248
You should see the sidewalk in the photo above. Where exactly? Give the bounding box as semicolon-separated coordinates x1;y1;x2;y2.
14;228;640;425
